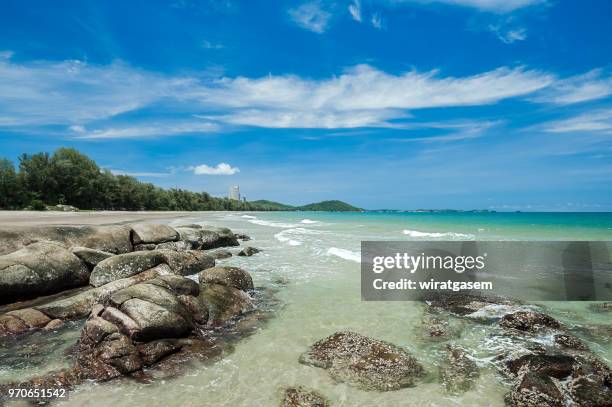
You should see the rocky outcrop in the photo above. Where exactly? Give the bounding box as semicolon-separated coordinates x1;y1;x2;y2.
158;250;215;276
0;308;52;335
71;247;115;268
210;249;233;260
238;246;261;257
130;224;179;245
89;251;167;287
505;372;564;407
499;311;562;332
174;226;239;250
199;266;254;291
280;387;329;407
553;333;587;350
0;241;90;304
423;292;517;317
299;331;424;391
439;345;479;393
0;225;133;256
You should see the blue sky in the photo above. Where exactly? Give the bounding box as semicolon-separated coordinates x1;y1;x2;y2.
1;0;611;210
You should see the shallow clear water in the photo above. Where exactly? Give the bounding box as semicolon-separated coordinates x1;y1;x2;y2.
5;211;612;406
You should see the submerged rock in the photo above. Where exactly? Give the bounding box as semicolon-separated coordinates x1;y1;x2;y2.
439;345;479;393
588;302;612;313
280;387;329;407
553;333;587;350
424;292;517;317
420;311;460;341
505;372;564;407
89;251;166;287
238;246;261;257
499;311;562;332
210;249;233;260
299;331;424;391
234;233;251;241
0;241;90;304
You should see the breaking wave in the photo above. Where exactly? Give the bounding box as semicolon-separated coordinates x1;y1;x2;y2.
326;247;361;263
402;229;474;239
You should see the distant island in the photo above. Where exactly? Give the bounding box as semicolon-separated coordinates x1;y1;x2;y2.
0;148;360;212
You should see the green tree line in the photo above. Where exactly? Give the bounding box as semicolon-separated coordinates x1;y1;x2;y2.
0;148;284;211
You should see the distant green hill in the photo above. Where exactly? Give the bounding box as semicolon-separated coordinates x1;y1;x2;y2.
249;200;295;210
250;199;361;212
297;200;362;212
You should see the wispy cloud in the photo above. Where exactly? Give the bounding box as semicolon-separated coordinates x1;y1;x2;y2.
189;162;240;175
371;13;384;29
348;0;362;22
0;50;14;60
70;121;219;139
404;0;545;13
488;24;527;43
541;108;612;134
288;1;332;33
531;69;612;105
202;40;224;49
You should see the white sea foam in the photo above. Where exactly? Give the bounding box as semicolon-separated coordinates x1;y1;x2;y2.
300;219;319;224
274;231;302;246
249;219;299;228
326;247;361;263
241;215;257;219
402;229;474;239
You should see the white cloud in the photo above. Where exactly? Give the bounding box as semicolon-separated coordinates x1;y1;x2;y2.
288;1;332;33
541;109;612;134
531;69;612;105
405;0;544;13
371;13;384;29
202;40;224;49
189;163;240;175
488;25;527;43
72;121;219;139
348;0;362;22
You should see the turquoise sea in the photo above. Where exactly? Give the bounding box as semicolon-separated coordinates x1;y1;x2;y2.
3;211;611;406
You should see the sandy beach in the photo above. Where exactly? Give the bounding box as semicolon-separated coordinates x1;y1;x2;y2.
0;211;207;226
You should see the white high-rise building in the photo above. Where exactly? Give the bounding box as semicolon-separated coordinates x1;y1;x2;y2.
229;185;240;201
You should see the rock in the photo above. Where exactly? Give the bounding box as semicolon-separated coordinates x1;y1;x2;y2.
504;353;576;379
35;265;167;320
439;345;479;393
199;283;253;326
421;312;456;341
109;283;191;320
159;250;215;276
280;387;329;407
137;340;181;365
234;233;251;241
0;225;133;256
175;226;239;250
199;266;254;291
90;251;166;287
148;275;200;297
424;292;517;317
505;372;564;407
210;249;233;260
499;311;562;332
553;334;587;350
588;302;612;313
6;308;51;328
71;246;115;268
130;224;179;245
120;299;191;342
238;246;261;256
101;306;140;338
133;243;156;251
155;240;192;251
43;319;64;331
0;314;28;335
566;374;612;406
0;241;90;304
299;331;424;391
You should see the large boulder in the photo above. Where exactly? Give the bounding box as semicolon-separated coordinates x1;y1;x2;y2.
89;251;166;287
505;372;564;407
130;224;179;245
0;225;133;256
238;246;261;257
299;332;424;391
0;241;90;304
71;247;115;268
199;284;253;326
36;265;169;320
199;266;254;291
174;226;239;250
159;250;215;276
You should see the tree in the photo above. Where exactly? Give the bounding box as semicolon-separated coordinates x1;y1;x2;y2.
0;158;21;208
